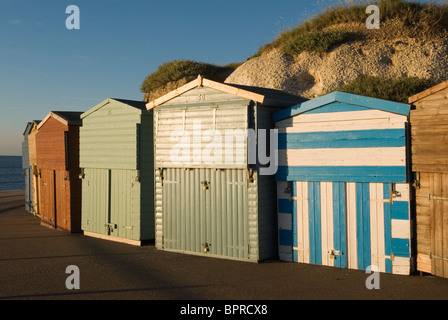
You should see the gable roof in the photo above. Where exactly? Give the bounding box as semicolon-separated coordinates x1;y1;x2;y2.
273;91;410;122
146;75;306;109
37;111;83;129
23;120;41;136
408;79;448;103
81;98;148;119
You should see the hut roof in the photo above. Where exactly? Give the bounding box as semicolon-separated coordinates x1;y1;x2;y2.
81;98;148;119
23;120;41;135
408;79;448;103
37;111;82;129
146;75;306;109
273;91;411;122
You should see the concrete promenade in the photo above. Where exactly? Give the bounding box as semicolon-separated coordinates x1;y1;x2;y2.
1;190;448;307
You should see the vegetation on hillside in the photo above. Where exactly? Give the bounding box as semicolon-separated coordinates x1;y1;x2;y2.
140;60;240;95
281;30;350;55
335;76;436;102
254;0;448;57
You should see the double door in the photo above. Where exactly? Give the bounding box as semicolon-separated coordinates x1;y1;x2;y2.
162;168;250;260
40;169;70;231
82;168;137;240
285;181;411;274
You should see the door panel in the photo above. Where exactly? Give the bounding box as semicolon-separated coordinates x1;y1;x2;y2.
109;169;135;239
55;170;70;231
291;181;410;274
429;173;448;278
40;169;55;228
332;182;347;268
162;168;249;259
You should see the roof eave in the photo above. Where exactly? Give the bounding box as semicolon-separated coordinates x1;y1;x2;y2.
145;75;265;110
273;91;410;122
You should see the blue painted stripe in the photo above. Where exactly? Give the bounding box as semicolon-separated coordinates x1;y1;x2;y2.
308;182;322;265
383;183;393;273
279;229;293;246
278;129;406;150
356;183;371;270
391;201;409;220
276;166;407;183
334;92;410;116
392;238;410;258
333;182;346;269
385;259;393;273
278;198;293;214
291;182;298;263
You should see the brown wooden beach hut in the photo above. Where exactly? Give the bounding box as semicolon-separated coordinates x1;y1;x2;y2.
36;111;82;233
409;80;448;278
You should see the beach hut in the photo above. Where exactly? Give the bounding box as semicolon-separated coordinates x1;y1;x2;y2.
146;75;304;262
27;120;41;217
36;111;82;233
274;91;413;275
22;122;34;213
79;98;154;245
409;80;448;278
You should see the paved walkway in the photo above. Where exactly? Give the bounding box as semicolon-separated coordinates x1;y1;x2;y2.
1;190;448;304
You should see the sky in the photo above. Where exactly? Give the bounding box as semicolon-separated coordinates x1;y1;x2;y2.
0;0;432;155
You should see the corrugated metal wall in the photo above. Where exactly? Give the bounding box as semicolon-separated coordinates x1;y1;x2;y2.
154;88;280;261
28;124;40;216
159;167;254;260
154;101;249;169
23;124;32;212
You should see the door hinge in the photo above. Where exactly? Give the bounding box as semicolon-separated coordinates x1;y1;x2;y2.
247;168;254;184
428;194;448;201
158;168;164;182
430;252;448;261
328;249;343;259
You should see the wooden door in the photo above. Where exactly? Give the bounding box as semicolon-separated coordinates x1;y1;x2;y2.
40;169;56;228
55;170;70;231
429;173;448;278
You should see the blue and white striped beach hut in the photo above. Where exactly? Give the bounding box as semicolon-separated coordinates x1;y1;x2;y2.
273;91;413;275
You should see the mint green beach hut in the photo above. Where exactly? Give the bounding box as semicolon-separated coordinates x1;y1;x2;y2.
79;98;154;245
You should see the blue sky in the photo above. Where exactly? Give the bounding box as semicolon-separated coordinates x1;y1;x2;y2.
0;0;429;155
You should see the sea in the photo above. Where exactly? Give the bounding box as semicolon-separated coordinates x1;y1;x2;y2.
0;156;25;191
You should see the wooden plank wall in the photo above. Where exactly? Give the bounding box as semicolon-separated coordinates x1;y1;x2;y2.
36;117;68;170
410;87;448;173
410;86;448;277
28;123;39;166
